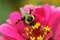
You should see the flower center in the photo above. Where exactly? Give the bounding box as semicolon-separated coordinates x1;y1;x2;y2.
25;23;51;40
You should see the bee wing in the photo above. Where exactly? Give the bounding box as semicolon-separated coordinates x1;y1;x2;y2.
20;8;29;16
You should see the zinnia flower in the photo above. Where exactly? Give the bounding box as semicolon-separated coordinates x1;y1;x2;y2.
0;4;60;40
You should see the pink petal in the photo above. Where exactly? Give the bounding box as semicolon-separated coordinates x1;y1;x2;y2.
42;4;51;25
23;4;36;12
45;31;52;40
50;6;60;15
32;7;46;26
0;24;24;40
9;11;22;24
56;36;60;40
50;6;56;15
0;36;6;40
15;21;25;33
32;4;51;26
48;9;60;39
6;19;13;25
54;23;60;40
55;7;60;12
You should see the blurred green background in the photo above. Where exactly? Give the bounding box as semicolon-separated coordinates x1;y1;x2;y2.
0;0;60;24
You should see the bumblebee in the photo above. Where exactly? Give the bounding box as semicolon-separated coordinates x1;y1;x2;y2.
20;8;36;26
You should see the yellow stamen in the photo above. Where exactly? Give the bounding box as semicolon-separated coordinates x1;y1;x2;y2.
32;23;40;29
29;32;32;34
16;20;18;22
37;35;43;40
30;36;35;40
44;26;51;31
26;27;29;31
44;31;47;36
16;20;19;23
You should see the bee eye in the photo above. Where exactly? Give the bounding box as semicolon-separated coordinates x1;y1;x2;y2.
25;15;34;24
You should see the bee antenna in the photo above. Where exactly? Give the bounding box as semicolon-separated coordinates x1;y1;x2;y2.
30;8;33;14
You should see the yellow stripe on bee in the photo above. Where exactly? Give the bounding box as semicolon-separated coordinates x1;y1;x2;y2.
32;23;40;29
30;36;35;40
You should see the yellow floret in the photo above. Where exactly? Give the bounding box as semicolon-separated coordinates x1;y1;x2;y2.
32;23;40;29
30;36;35;40
37;35;43;40
44;26;51;31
